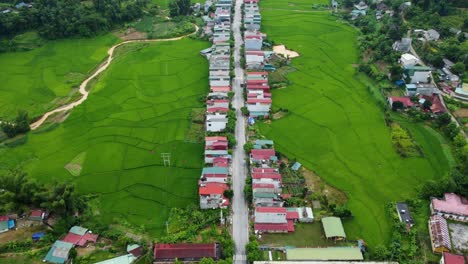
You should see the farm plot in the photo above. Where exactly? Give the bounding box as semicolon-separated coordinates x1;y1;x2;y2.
0;38;210;236
0;33;118;120
258;5;452;246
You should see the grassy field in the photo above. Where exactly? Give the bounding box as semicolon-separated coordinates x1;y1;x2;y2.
258;2;452;247
0;33;118;120
0;38;210;236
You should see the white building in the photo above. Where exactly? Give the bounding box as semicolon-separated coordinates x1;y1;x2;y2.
206;113;228;132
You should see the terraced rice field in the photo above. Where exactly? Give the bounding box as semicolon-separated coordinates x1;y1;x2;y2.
0;34;118;119
258;1;452;246
0;39;210;235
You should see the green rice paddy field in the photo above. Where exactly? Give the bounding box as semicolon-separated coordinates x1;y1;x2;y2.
0;39;210;235
0;34;118;120
259;2;452;246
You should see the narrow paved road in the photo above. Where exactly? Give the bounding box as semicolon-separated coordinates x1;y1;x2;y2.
231;0;249;261
30;25;199;130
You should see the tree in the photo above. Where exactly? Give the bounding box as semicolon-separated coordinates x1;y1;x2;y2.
246;240;262;262
422;99;432;110
392;101;404;111
435;113;451;127
373;244;389;260
1;110;31;138
223;189;234;199
243;142;254;154
169;0;192;17
199;258;216;264
451;62;466;75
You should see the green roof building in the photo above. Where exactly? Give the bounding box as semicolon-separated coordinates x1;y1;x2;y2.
322;217;346;239
286;247;363;261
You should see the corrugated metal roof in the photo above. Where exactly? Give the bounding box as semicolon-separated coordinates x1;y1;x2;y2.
286;247;363;261
322;217;346;238
94;254;137;264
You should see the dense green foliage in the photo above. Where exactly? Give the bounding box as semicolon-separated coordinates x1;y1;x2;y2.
258;2;451;247
0;39;210;235
0;33;118;119
1;110;30;138
0;169;85;216
0;0;149;39
390;123;419;157
169;0;192;17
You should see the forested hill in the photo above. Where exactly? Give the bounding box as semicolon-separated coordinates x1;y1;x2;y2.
0;0;149;39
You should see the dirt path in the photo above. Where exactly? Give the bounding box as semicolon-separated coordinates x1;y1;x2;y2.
30;24;199;130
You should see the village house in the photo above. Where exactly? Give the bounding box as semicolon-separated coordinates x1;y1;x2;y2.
199;182;229;209
200;167;229;183
254;207;296;233
403;65;432;84
62;226;98;247
400;53;419;66
44;241;74;264
244;5;261;30
405;83;438;96
245;30;266;51
454;83;468;101
209;55;230;71
246;71;268;81
424;29;440;41
322;217;346;240
354;1;368;10
252;183;278;193
252;172;282;189
440;252;466;264
253;192;283;207
285;247;364;261
211;43;230;56
393;38;412;53
206;136;228;150
206;113;228;132
209;70;230;84
247;97;271;117
215;8;231;23
215;0;232;9
213;157;229;167
428;215;451;254
207;99;229;114
250;148;278;164
254;139;274;149
293;207;314;222
96;244;142;264
207;92;229;100
388;96;415;109
29;209;47;222
0;215;15;233
246;51;265;69
154;243;221;262
419;95;447;114
431;193;468;222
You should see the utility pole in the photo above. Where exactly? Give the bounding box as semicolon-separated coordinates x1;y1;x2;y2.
161;153;171;167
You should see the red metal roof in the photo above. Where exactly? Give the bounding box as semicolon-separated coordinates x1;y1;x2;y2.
443;252;466;264
245;35;262;39
287;220;295;232
251;149;276;160
247;71;268;75
247;84;270;90
154;243;217;260
247;79;268;84
0;215;9;222
432;193;468;216
287;211;300;220
210;86;231;92
252;168;276;173
252;172;282;180
252;183;275;189
30;210;44;218
256;207;286;213
76;233;98;247
430;95;447;114
206;136;227;142
207;107;229;113
199;183;228;195
247;98;272;104
207;99;229;104
62;233;82;245
254;223;289;232
246;51;264;55
390;97;414;108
